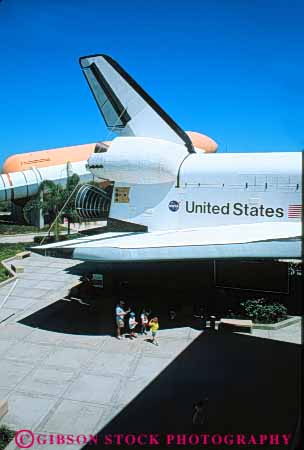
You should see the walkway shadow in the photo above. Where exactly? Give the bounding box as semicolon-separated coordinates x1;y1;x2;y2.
19;295;116;336
18;279;209;335
18;293;206;336
82;332;301;450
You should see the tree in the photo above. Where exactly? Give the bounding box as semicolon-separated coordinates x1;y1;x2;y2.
0;200;11;213
62;174;82;234
24;174;80;240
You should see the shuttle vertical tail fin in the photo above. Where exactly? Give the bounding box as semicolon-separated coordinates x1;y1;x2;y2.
79;54;194;154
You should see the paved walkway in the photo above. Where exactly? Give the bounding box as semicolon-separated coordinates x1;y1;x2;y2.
0;253;301;450
0;254;201;450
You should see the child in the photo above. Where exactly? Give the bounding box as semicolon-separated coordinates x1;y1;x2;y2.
149;317;159;346
140;309;149;335
128;312;138;338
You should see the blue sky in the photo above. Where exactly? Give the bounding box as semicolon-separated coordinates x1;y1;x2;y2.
0;0;303;169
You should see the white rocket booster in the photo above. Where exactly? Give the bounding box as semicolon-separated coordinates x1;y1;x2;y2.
0;143;97;202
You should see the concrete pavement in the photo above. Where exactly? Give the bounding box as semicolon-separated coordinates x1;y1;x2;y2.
0;253;201;450
0;253;301;450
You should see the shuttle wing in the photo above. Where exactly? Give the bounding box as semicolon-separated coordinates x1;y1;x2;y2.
36;222;301;261
79;54;194;153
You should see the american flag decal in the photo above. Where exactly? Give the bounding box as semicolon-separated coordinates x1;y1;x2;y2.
288;205;302;218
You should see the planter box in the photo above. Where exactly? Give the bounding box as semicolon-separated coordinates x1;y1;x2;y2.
216;316;301;333
0;257;17;288
10;264;24;274
219;318;253;333
252;315;301;330
15;251;31;259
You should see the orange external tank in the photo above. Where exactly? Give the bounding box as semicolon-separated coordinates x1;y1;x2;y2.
2;134;217;175
186;131;218;153
2;143;97;174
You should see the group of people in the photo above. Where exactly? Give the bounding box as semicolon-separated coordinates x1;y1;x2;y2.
115;300;159;345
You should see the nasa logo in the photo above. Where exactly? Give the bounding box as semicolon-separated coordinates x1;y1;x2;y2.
168;200;179;212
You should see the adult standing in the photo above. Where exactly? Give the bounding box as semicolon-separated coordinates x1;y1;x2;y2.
115;299;130;340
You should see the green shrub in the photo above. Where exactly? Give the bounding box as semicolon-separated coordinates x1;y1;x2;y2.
0;243;31;261
0;243;33;283
240;298;288;324
0;425;15;450
0;266;8;283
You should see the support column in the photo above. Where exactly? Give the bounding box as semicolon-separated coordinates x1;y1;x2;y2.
21;191;45;228
33;191;45;229
11;201;26;224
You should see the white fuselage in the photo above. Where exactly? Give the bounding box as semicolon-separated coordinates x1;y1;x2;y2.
37;138;302;261
88;137;302;232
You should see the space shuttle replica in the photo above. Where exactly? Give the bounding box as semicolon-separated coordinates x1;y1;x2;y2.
2;54;302;260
